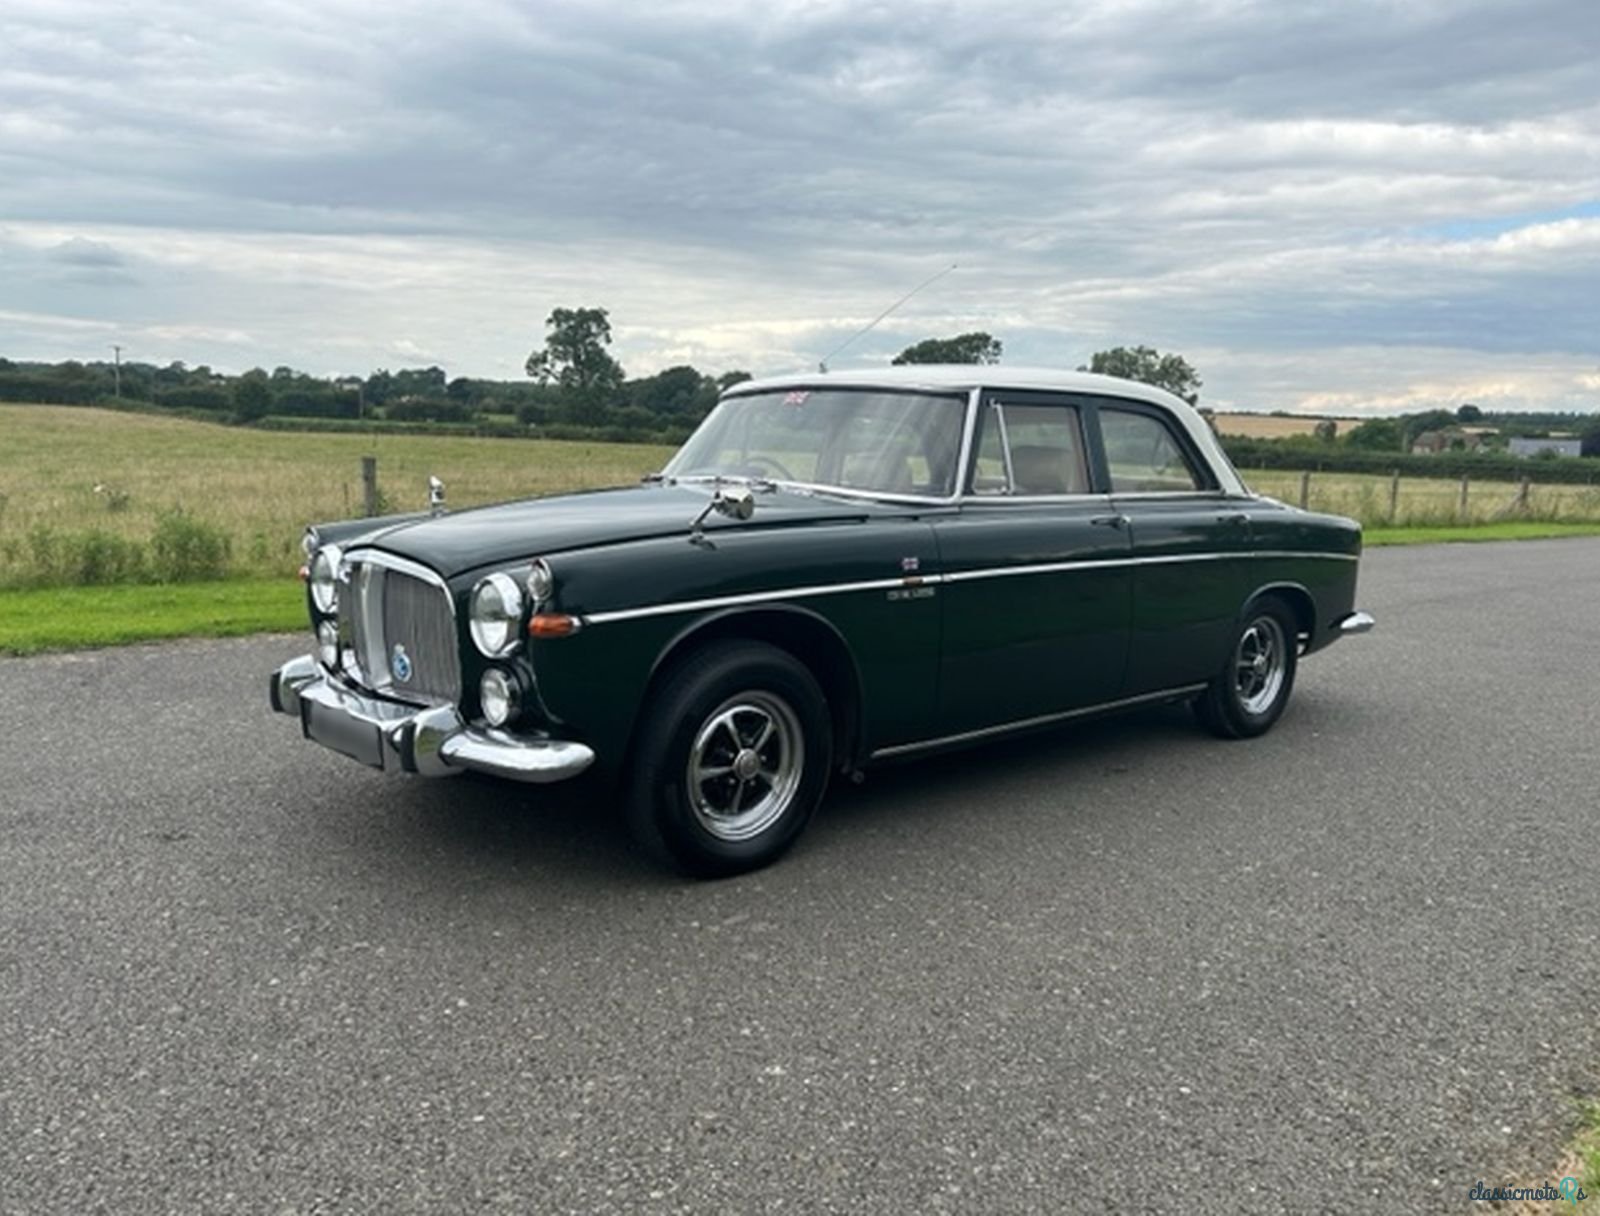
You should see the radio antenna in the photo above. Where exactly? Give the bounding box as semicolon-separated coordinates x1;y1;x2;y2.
818;263;958;372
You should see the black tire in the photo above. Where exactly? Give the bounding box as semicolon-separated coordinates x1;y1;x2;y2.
1194;596;1299;739
626;641;832;878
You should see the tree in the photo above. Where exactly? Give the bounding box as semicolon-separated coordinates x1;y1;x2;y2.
892;332;1002;366
1455;403;1483;423
1343;417;1404;451
1580;420;1600;458
233;369;272;423
526;307;625;406
1313;419;1338;443
1079;345;1201;404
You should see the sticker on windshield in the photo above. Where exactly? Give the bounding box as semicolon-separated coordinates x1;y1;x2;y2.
783;391;810;406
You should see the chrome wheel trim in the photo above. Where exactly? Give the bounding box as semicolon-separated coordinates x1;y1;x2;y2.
686;691;805;842
1234;614;1287;716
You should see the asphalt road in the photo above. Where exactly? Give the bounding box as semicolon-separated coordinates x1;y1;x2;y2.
3;539;1598;1214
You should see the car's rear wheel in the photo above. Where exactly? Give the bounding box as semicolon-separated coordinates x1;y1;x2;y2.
627;641;832;877
1195;596;1298;739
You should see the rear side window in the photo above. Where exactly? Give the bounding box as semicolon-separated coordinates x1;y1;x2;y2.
971;403;1090;496
1099;408;1204;493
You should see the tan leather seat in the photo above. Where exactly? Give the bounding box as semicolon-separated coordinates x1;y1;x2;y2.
1010;445;1074;495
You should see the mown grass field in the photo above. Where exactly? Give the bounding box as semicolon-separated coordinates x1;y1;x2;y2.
0;404;673;588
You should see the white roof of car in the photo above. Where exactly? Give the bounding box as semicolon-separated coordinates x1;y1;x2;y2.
739;364;1184;405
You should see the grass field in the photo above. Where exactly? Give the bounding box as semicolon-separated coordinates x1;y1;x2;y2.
1212;412;1355;439
1245;468;1600;527
5;400;1600;598
0;404;673;588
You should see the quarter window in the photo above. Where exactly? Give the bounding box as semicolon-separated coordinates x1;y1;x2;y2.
1099;409;1204;493
971;403;1090;496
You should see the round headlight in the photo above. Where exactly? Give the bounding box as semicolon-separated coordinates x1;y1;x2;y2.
309;545;341;614
317;619;340;668
470;572;525;657
527;559;554;605
480;667;519;727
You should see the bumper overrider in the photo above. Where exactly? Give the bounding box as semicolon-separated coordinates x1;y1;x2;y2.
269;656;595;784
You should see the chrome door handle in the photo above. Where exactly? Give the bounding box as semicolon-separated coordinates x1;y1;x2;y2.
1217;512;1248;525
1090;514;1129;529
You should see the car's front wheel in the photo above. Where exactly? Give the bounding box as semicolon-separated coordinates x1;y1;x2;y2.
627;641;832;877
1195;596;1298;739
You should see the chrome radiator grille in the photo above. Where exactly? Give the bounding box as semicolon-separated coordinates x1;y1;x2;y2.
339;554;461;705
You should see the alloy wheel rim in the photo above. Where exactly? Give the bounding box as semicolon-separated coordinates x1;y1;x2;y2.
1234;615;1287;715
686;691;804;842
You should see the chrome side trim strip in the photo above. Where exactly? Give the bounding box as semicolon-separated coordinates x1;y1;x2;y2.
940;549;1357;584
584;576;916;625
870;684;1210;760
581;550;1358;626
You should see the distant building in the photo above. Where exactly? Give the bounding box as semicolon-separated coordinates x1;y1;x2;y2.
1411;427;1483;454
1507;436;1582;458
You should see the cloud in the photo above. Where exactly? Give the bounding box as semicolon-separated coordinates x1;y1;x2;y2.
0;0;1597;413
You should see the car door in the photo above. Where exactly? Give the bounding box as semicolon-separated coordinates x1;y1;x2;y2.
1092;400;1256;694
932;393;1133;737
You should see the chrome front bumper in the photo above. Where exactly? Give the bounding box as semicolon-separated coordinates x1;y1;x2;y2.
269;655;595;784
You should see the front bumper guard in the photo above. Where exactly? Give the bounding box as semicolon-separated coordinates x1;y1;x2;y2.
269;655;595;784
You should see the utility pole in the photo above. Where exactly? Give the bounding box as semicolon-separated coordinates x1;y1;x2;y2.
110;344;122;398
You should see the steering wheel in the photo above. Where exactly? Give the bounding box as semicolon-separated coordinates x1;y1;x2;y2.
741;454;796;481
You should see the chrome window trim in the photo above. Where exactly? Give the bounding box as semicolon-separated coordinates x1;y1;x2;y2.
581;549;1357;626
870;683;1211;760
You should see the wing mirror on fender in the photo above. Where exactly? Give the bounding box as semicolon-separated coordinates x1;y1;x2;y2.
689;483;756;543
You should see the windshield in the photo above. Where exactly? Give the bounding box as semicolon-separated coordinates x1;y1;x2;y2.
662;387;968;498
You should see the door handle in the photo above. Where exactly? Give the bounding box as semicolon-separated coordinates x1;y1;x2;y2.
1217;512;1248;525
1090;514;1129;529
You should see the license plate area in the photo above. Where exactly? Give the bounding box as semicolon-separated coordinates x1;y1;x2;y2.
303;696;387;769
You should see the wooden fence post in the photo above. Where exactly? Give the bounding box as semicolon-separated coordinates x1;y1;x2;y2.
1458;475;1469;521
1298;470;1310;509
1517;475;1530;512
361;456;378;517
1388;470;1401;523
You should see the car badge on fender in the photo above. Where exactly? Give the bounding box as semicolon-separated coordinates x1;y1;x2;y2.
391;644;413;684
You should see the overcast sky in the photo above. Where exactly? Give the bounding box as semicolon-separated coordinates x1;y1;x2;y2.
3;0;1598;413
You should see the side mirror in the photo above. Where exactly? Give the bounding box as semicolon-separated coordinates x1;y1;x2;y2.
689;482;757;542
712;484;755;521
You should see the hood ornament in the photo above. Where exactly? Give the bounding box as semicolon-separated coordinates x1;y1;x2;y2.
428;475;446;516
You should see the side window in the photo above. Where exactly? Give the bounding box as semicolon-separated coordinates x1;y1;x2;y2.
1099;408;1204;493
971;403;1089;496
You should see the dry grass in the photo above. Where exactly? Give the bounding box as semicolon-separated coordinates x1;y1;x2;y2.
1212;413;1356;439
0;405;672;587
1245;468;1600;528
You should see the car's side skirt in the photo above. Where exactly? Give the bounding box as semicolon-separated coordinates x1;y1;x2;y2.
869;682;1210;761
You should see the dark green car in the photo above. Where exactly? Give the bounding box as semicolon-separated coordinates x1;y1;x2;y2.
270;367;1373;875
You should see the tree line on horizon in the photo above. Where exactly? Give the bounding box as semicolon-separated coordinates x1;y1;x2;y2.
2;309;1595;450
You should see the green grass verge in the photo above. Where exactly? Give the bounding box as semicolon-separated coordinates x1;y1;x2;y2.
1577;1099;1600;1195
0;578;306;656
1363;521;1600;546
